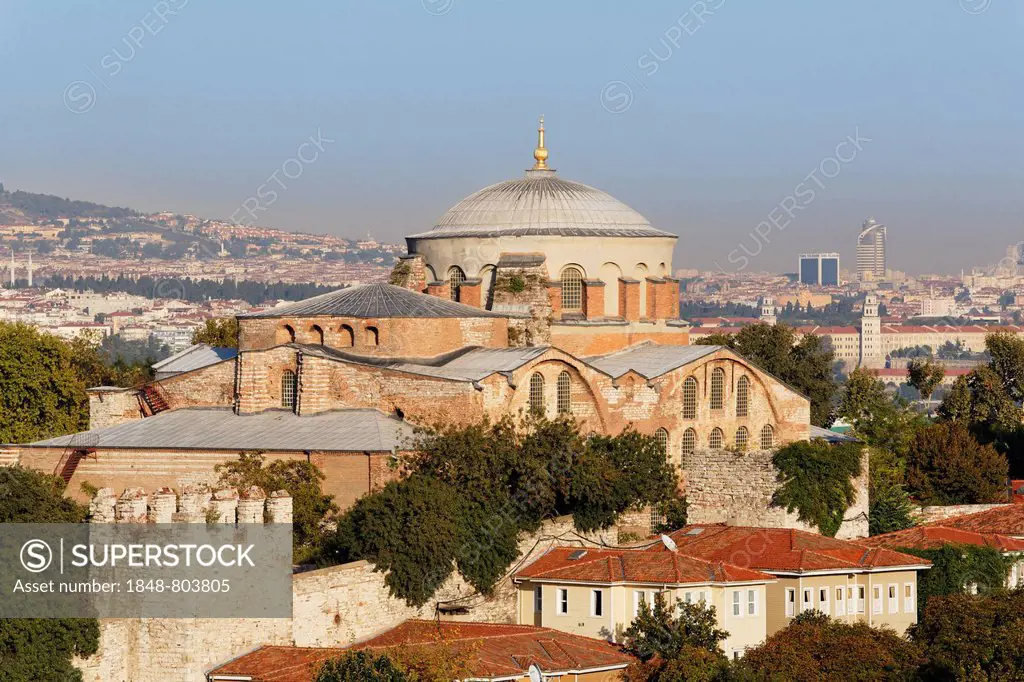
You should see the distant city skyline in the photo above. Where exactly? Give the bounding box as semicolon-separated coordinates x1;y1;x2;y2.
2;1;1023;275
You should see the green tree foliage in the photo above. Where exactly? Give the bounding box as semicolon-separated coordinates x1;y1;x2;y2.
653;497;688;534
0;467;98;681
938;366;1022;446
771;441;863;537
326;418;678;606
900;544;1012;612
315;651;411;682
0;321;90;443
623;598;729;661
906;358;945;401
905;422;1008;505
40;274;337;306
191;317;239;348
912;588;1024;680
216;451;337;561
838;367;892;427
739;611;923;681
868;472;916;536
696;324;836;425
985;330;1024;401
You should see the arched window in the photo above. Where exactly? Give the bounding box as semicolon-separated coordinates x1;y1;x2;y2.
710;368;725;410
682;377;698;419
556;371;572;414
365;326;379;346
528;373;545;415
279;324;296;344
560;266;583;312
736;376;750;417
760;424;775;450
311;325;324;345
681;428;696;456
448;266;466;302
735;426;749;451
655;428;669;459
708;428;724;450
281;370;297;411
340;324;354;348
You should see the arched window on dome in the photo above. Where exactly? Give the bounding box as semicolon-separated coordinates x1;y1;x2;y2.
736;376;750;417
556;371;572;415
448;266;466;302
528;373;545;416
560;267;583;313
277;324;296;345
311;325;324;346
340;324;354;348
682;377;698;419
365;326;379;346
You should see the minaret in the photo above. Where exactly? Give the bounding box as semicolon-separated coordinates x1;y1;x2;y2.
8;250;14;287
860;293;882;367
27;250;33;288
760;296;777;325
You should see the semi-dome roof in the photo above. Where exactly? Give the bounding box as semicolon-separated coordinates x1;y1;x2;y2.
407;118;675;240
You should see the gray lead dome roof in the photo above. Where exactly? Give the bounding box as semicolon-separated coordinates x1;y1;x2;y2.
407;170;675;239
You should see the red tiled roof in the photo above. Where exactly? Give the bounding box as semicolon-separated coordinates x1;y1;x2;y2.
206;620;633;681
936;505;1024;537
515;546;773;584
861;525;1024;552
655;525;930;574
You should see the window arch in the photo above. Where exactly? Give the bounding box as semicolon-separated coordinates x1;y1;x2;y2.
278;324;296;344
365;326;379;346
339;324;354;347
655;428;669;459
448;266;466;302
735;426;749;451
311;325;324;345
682;377;698;419
556;371;572;414
760;424;775;450
736;376;750;417
281;370;297;411
708;427;724;450
528;373;545;415
681;428;697;467
710;368;725;410
560;266;583;312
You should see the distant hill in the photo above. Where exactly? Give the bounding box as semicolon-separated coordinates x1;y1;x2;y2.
0;182;137;224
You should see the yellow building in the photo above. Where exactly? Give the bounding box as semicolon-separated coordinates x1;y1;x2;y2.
661;525;931;636
513;545;775;659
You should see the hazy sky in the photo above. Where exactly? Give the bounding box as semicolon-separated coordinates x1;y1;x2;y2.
1;0;1022;275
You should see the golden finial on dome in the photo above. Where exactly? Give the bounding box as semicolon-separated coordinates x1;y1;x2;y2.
532;115;549;170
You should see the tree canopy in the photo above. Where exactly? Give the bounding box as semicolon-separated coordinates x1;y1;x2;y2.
621;598;731;682
192;317;239;348
905;422;1008;505
770;440;863;537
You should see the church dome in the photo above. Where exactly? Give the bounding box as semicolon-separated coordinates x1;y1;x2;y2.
407;118;674;240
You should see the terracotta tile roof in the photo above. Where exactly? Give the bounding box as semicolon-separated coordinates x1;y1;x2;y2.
206;620;633;681
656;525;930;574
936;505;1024;537
515;546;773;584
861;525;1024;553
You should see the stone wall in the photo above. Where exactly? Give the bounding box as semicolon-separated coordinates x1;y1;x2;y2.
88;388;144;429
913;503;1011;524
75;513;614;682
684;446;870;539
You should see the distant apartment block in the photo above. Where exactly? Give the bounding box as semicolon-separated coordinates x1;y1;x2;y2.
798;253;840;286
857;218;887;281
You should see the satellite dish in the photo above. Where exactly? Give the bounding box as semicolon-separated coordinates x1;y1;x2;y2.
528;663;544;682
660;534;677;552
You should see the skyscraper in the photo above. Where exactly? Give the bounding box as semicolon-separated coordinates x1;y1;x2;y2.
857;218;887;281
798;253;840;286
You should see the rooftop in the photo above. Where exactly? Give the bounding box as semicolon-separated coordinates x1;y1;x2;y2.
935;505;1024;537
23;407;415;452
584;343;720;380
151;343;237;376
862;524;1024;553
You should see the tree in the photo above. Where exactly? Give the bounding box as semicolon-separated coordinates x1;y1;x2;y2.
315;651;410;681
912;588;1024;680
216;451;337;562
738;612;923;681
0;321;89;443
900;544;1012;611
0;467;98;681
905;422;1008;505
621;598;730;682
985;330;1024;401
906;358;945;402
192;317;240;348
771;441;863;537
868;472;915;536
838;367;891;426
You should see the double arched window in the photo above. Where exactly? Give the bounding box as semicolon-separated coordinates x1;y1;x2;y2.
281;370;297;411
682;377;698;419
529;373;545;415
760;424;775;449
736;376;750;417
556;371;572;415
710;368;725;410
560;267;583;312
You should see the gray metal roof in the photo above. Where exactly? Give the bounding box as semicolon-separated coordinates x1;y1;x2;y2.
584;343;721;380
809;425;860;443
406;171;676;240
151;343;237;375
239;283;505;320
27;408;415;452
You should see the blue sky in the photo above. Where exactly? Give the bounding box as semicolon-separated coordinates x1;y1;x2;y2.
1;0;1022;274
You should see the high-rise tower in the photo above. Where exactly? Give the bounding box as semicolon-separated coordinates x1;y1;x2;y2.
860;293;882;367
857;218;887;281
